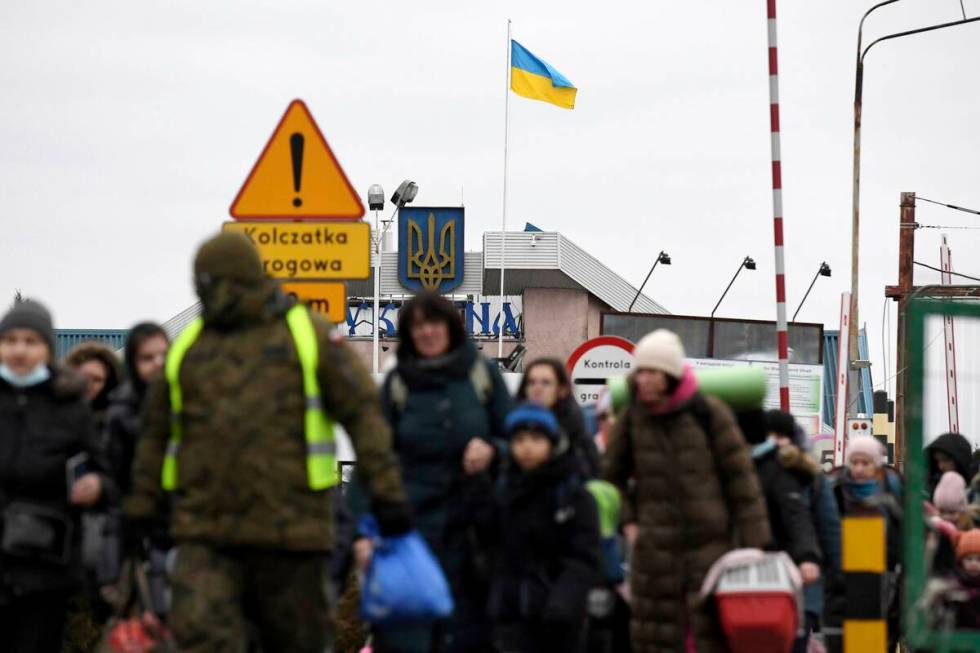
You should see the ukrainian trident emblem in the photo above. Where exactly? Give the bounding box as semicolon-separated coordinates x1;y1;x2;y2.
398;207;465;293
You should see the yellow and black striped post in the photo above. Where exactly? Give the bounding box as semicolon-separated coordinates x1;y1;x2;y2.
843;514;887;652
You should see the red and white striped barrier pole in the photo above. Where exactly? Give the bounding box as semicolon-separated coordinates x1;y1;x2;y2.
940;234;960;432
767;0;791;411
834;293;852;468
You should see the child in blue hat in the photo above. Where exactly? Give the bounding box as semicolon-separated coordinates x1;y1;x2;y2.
486;402;600;653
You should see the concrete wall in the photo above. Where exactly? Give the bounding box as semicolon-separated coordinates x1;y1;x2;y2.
587;294;606;342
522;288;608;366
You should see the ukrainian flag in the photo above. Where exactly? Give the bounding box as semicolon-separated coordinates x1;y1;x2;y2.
510;40;577;110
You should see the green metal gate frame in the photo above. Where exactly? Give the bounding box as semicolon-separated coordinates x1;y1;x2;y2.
904;298;980;650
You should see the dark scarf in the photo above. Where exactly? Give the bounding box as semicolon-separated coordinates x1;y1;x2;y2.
396;339;478;392
501;452;578;508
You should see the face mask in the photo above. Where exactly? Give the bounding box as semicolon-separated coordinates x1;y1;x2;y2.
0;363;51;388
751;440;777;459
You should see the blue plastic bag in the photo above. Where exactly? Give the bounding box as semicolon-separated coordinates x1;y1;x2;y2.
358;514;454;625
599;536;626;584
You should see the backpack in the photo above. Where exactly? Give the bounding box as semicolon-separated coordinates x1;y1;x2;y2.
386;359;494;414
584;479;626;584
556;477;627;585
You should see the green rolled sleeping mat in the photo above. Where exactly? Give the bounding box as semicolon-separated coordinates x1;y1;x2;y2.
607;365;768;411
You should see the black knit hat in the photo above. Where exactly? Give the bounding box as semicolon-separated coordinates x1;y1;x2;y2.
0;299;55;354
736;408;768;446
765;410;804;447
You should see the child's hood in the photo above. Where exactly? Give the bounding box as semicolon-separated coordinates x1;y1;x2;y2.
927;433;973;480
778;444;821;480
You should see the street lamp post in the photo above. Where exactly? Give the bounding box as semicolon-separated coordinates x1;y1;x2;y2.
847;2;980;419
711;257;756;320
368;184;385;375
792;262;832;322
369;180;418;375
628;251;671;312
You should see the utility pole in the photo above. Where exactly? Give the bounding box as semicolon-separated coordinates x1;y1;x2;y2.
885;192;916;467
885;192;980;469
847;7;980;427
894;192;915;466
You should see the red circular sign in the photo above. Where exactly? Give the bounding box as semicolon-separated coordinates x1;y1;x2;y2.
566;336;635;372
566;336;636;404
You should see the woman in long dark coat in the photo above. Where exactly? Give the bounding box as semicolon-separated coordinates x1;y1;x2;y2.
603;329;770;653
353;293;512;653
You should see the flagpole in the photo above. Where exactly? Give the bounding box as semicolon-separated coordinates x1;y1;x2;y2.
498;18;511;360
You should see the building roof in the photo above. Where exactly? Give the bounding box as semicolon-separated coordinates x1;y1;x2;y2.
482;231;667;313
161;302;202;340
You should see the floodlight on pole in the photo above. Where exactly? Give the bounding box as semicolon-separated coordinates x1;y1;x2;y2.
368;184;385;211
628;251;671;312
391;180;418;208
792;262;832;322
711;257;756;319
370;184;386;374
371;180;418;375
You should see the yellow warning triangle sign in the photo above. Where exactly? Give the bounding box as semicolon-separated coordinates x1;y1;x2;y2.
230;100;365;221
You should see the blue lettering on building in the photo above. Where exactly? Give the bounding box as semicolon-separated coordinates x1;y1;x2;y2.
346;301;519;338
465;302;493;336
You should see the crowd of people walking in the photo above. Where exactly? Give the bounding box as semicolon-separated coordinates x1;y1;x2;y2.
0;230;972;652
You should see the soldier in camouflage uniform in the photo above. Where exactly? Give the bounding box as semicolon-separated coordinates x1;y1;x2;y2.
126;232;411;653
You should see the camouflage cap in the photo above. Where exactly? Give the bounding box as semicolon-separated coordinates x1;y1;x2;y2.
194;232;264;283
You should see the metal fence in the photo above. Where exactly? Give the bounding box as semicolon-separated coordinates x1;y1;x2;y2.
905;298;980;650
55;329;128;360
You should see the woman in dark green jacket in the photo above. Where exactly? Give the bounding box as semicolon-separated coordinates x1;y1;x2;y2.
359;293;512;653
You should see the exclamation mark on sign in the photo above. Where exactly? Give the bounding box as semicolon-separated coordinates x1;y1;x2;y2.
290;132;304;208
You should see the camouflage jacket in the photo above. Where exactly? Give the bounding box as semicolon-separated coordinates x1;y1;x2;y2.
126;284;405;551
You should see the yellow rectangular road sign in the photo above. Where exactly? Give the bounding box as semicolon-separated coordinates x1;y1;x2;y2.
223;221;370;280
280;282;346;323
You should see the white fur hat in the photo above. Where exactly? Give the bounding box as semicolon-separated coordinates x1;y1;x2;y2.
633;329;686;379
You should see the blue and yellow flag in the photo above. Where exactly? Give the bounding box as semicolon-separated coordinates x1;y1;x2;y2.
510;40;577;110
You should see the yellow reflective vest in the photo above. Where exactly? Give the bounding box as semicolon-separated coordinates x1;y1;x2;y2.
161;304;337;491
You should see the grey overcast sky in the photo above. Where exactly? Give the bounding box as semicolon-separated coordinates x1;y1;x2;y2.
1;0;979;412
